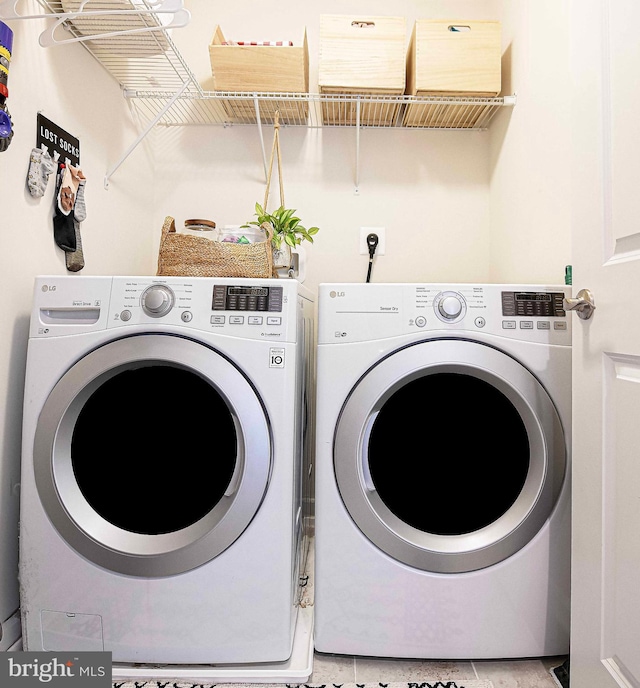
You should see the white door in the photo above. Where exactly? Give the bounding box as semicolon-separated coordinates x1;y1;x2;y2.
569;0;640;685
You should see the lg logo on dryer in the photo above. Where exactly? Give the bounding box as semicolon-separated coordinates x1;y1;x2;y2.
329;290;345;298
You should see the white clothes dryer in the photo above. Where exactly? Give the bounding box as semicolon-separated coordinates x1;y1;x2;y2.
314;283;571;659
20;275;315;664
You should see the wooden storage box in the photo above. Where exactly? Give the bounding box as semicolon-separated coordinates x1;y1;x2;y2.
404;19;501;127
318;15;406;125
209;25;309;124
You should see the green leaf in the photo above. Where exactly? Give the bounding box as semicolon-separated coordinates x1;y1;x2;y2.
248;200;320;246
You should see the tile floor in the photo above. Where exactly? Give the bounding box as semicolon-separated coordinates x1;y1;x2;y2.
308;651;566;687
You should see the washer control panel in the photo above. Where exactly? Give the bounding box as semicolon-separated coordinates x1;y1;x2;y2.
212;285;283;312
29;276;301;343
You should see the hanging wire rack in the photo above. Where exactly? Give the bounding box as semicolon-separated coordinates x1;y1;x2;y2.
32;0;202;95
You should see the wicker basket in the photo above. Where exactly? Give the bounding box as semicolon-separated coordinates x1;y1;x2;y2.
157;217;274;278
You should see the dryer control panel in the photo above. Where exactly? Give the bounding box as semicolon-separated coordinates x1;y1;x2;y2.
501;291;566;318
318;283;572;346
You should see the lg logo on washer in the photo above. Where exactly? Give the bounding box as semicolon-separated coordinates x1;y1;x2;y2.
41;284;57;292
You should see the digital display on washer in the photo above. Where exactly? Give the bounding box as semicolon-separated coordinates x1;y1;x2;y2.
516;293;551;302
229;286;269;297
502;291;566;317
212;285;283;312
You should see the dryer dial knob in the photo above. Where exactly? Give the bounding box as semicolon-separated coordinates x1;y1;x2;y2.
439;295;463;319
141;285;174;318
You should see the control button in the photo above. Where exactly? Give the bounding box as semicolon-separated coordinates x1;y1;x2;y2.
248;316;263;325
440;296;462;318
554;321;568;330
475;317;486;328
229;316;244;324
181;311;193;322
267;316;282;325
438;296;462;320
537;321;550;330
520;321;534;329
141;284;175;318
120;310;132;322
211;315;225;324
502;320;516;330
415;316;427;328
434;291;466;323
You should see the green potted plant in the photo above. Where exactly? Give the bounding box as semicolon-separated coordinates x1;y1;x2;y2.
244;202;319;276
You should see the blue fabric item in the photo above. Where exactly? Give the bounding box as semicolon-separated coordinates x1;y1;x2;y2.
0;108;11;138
0;20;13;53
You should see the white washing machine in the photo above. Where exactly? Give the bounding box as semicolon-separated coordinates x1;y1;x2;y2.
314;283;571;659
20;275;315;664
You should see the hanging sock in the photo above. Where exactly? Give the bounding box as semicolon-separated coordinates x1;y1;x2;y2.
72;167;87;222
66;167;86;270
57;163;80;215
26;147;56;198
65;219;84;272
52;163;76;252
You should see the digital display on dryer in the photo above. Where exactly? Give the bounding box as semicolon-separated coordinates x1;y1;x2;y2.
516;293;551;301
502;291;566;317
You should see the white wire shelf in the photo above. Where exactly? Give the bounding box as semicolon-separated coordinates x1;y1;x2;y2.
18;1;515;185
33;0;202;95
125;91;516;131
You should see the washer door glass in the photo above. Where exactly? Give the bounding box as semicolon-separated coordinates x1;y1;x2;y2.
334;339;566;573
34;334;271;577
71;365;237;535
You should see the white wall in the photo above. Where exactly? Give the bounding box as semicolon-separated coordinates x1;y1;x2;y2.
155;0;506;296
488;0;572;285
0;2;156;628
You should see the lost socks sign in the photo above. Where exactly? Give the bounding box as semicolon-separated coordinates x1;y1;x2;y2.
37;113;80;166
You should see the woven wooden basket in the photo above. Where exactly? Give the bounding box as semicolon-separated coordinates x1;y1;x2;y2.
157;216;274;278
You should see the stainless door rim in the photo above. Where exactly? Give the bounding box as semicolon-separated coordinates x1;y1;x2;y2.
334;338;566;574
33;333;271;578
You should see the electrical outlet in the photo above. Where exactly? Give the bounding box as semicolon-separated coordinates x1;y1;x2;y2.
359;227;386;255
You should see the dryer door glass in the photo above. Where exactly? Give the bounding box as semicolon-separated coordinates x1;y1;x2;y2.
71;365;237;535
368;372;530;536
334;339;567;573
34;334;271;578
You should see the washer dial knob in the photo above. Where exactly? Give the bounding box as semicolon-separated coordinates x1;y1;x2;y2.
141;284;175;318
440;296;463;319
434;291;467;323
